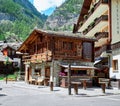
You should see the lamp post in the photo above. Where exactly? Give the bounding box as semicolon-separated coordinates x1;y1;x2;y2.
68;64;71;95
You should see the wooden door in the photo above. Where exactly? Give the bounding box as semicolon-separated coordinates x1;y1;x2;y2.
45;67;50;78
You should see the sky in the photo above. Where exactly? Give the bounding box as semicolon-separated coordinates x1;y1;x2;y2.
29;0;65;16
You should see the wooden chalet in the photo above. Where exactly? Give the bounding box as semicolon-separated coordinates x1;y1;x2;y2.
0;42;21;75
18;29;96;87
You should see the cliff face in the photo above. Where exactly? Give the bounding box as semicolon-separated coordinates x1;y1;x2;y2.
0;0;47;41
0;13;15;21
44;0;83;31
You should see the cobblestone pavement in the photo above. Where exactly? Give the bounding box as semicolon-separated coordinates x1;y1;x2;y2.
1;81;120;106
1;81;120;97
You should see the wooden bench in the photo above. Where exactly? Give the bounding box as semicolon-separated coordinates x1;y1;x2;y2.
36;78;44;85
29;79;36;84
79;79;91;90
99;78;110;93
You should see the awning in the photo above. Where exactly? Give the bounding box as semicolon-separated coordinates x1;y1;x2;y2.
60;65;97;70
94;57;108;65
94;59;101;65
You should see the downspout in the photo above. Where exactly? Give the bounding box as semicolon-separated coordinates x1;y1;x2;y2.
108;0;112;44
108;0;112;81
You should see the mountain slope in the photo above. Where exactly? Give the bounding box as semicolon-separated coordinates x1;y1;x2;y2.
44;0;83;31
0;0;47;41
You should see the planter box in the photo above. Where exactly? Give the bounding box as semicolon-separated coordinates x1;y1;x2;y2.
111;81;120;89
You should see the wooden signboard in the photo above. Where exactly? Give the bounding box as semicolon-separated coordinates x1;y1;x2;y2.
98;78;109;84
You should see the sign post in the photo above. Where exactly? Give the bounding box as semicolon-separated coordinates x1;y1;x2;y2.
68;64;71;95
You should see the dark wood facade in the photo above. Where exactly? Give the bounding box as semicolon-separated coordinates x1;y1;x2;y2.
19;29;95;63
18;29;96;87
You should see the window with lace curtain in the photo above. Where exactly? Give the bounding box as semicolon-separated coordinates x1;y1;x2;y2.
83;42;92;59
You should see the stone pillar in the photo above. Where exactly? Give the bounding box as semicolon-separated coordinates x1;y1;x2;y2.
53;61;61;86
41;64;45;79
49;61;54;90
50;61;54;82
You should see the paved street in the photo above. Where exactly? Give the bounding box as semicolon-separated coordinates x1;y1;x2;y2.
0;81;120;106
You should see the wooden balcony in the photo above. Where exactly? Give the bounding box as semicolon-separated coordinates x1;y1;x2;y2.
94;32;109;47
95;32;108;40
78;0;108;32
88;0;108;17
95;44;112;57
112;42;120;50
22;52;52;63
95;46;107;57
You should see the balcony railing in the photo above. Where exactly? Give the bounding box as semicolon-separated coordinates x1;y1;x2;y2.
88;0;108;18
22;52;52;63
112;42;120;50
79;0;108;31
83;15;108;35
94;32;108;40
95;45;107;57
95;44;111;57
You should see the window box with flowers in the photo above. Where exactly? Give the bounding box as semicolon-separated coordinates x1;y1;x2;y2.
59;72;66;76
59;71;68;87
84;15;88;20
79;21;83;27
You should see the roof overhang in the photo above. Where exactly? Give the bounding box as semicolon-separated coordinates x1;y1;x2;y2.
60;65;97;70
85;21;108;37
18;29;96;52
78;4;108;32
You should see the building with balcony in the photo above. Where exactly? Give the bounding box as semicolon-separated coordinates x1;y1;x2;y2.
0;41;22;75
73;0;120;89
17;29;96;87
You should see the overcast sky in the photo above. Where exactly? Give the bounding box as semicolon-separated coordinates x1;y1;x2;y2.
29;0;65;16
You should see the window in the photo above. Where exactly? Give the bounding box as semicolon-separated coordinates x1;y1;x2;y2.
35;69;41;76
83;42;92;59
12;50;15;55
55;40;59;51
8;49;12;55
72;70;87;76
45;67;50;77
112;60;118;71
77;42;82;56
63;42;73;50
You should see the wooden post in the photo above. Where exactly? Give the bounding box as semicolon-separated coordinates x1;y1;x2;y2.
50;81;53;91
101;83;106;93
5;64;8;84
74;84;78;95
68;64;71;95
83;80;87;90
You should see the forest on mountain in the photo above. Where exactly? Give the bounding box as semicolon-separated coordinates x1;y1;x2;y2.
0;0;47;41
0;0;83;41
44;0;83;31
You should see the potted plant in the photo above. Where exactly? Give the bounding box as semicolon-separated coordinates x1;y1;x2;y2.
83;28;88;35
90;6;94;13
90;21;95;27
79;21;83;27
84;15;88;20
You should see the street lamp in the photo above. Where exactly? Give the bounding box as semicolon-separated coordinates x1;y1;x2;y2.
4;56;9;84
